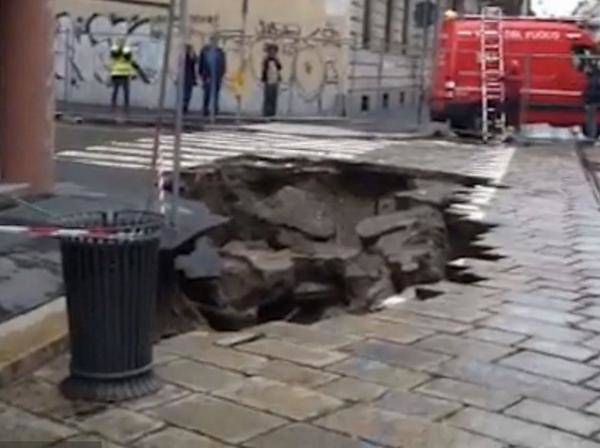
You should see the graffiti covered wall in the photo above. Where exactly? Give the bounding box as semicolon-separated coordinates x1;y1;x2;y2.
53;0;351;116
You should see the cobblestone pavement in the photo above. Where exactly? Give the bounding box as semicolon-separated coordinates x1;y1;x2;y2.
6;142;600;447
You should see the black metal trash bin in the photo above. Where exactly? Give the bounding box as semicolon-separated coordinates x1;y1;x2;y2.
58;211;163;402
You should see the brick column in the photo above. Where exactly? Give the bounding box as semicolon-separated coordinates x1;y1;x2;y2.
0;0;55;194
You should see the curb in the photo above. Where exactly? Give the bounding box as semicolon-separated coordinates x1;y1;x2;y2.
0;298;68;387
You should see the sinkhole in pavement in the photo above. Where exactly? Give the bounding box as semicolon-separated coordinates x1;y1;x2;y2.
164;156;500;334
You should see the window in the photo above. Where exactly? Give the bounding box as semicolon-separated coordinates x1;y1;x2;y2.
400;91;406;104
362;0;372;48
361;95;370;112
382;92;390;109
385;0;395;50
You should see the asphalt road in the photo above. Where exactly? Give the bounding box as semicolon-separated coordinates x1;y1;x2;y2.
56;122;155;153
0;123;210;323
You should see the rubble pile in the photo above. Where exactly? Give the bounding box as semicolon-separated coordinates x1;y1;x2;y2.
177;156;466;330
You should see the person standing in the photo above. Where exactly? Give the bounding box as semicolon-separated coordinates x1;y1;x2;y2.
183;44;197;114
198;35;226;117
584;52;600;140
504;59;523;134
109;38;138;114
261;44;282;117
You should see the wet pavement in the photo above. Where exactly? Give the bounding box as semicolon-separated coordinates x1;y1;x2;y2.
4;126;600;446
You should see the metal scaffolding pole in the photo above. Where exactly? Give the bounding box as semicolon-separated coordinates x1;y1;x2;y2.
171;0;188;226
147;0;175;211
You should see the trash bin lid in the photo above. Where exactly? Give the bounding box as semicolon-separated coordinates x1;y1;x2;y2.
58;210;163;241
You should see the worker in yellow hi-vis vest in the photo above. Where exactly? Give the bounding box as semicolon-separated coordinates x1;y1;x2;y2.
109;39;147;113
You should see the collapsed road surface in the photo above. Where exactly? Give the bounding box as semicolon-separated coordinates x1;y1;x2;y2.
175;155;498;330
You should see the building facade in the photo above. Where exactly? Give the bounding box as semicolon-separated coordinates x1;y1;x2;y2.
54;0;486;116
575;0;600;17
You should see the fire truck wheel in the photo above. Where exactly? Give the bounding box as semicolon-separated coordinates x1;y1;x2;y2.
450;112;481;138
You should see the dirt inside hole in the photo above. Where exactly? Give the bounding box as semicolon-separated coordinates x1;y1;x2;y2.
163;156;496;333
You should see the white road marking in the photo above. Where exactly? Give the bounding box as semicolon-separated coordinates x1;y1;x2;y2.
57;130;392;170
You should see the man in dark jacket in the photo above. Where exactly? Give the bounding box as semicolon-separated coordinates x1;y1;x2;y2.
183;44;197;114
504;59;523;133
261;44;282;117
584;54;600;140
198;35;226;117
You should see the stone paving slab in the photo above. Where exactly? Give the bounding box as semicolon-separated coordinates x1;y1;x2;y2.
389;301;492;323
491;303;586;326
413;334;515;362
448;407;600;448
248;359;339;388
499;351;599;383
149;394;287;445
215;377;344;421
415;378;520;411
315;315;435;344
156;359;247;393
0;402;77;443
315;404;505;448
136;427;228;448
0;377;102;419
433;358;596;409
237;339;348;368
371;310;472;334
481;314;593;343
317;376;387;403
518;338;597;362
55;433;125;447
121;384;192;412
76;408;165;444
342;339;451;371
161;343;269;374
373;390;462;421
252;321;362;350
464;327;529;345
325;357;431;389
244;423;381;448
505;399;600;438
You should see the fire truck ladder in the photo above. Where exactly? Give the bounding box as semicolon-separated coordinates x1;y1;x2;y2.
480;6;506;142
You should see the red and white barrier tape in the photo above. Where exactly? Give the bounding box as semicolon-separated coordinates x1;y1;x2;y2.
0;225;128;240
157;146;167;215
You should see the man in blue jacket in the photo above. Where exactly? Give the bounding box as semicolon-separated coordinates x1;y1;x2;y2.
198;35;226;117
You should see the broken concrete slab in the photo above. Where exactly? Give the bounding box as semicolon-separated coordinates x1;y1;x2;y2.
178;156;480;329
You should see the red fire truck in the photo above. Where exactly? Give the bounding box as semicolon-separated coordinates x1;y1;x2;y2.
429;12;598;134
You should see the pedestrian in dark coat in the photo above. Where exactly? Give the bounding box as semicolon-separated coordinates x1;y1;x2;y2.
261;44;282;117
584;54;600;139
504;59;523;133
198;35;226;117
183;44;197;114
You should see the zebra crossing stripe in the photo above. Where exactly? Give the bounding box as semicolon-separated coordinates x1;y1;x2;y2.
57;130;391;170
78;146;223;162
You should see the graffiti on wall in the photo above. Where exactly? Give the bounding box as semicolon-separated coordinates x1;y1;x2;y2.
55;12;169;87
54;12;348;110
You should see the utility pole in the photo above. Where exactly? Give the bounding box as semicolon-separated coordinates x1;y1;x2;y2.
417;1;435;126
148;0;176;211
237;0;249;121
171;0;188;226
